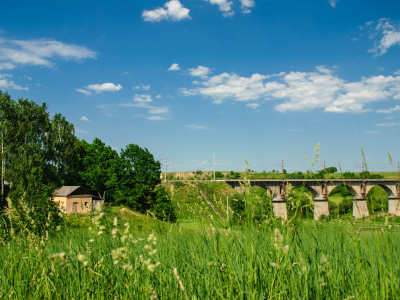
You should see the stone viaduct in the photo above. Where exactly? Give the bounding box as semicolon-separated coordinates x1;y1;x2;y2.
223;179;400;219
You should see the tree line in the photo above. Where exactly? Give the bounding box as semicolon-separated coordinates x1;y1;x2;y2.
0;90;176;233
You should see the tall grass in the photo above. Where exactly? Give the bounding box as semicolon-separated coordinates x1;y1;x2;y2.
1;209;400;299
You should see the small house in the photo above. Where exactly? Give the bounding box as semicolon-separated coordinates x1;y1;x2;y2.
53;186;104;214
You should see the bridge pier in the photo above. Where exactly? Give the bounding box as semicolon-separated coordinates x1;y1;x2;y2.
314;197;329;220
272;198;287;219
388;197;400;216
353;198;369;218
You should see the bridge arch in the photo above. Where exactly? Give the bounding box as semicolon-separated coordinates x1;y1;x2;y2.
367;184;396;198
301;185;319;198
328;184;358;197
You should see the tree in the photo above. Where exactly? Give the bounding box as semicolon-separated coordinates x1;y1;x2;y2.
48;113;82;186
119;144;161;212
0;91;62;234
150;186;176;222
215;171;224;179
80;138;122;201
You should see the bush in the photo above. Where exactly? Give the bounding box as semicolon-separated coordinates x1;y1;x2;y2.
339;198;353;214
215;171;224;179
150;186;177;223
230;194;246;224
328;201;338;212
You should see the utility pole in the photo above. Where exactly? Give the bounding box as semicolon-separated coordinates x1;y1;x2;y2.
213;153;215;181
323;161;327;198
164;151;167;182
227;195;229;222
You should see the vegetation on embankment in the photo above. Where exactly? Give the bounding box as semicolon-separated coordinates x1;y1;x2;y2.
163;170;399;180
2;206;400;299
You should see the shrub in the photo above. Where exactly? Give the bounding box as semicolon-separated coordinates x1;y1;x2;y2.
150;186;177;223
215;171;224;179
339;198;353;214
328;200;338;212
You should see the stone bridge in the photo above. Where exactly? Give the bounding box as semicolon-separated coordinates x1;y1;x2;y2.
223;179;399;220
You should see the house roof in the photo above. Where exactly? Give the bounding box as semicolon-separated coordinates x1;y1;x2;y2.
55;186;92;197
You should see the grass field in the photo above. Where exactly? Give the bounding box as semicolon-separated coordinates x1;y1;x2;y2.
2;207;400;299
2;181;400;299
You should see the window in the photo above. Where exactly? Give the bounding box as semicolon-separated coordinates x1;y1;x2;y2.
84;202;88;207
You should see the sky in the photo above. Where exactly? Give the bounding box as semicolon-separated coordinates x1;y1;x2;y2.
1;0;400;173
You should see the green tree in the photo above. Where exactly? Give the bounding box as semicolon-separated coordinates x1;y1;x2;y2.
0;91;62;234
119;144;161;212
80;138;122;201
49;113;82;186
215;171;224;179
150;186;177;222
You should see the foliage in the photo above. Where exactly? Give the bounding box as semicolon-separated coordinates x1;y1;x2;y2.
150;186;177;222
215;171;224;179
326;166;337;173
328;200;338;212
227;171;241;179
119;144;162;213
338;198;353;214
3;212;400;299
80;138;122;201
195;170;203;175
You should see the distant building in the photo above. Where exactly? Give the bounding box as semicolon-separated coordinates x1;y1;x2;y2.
53;186;104;214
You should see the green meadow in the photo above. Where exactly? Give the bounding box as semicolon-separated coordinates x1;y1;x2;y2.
2;181;400;299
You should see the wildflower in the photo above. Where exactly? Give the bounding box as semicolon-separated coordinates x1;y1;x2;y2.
144;244;152;250
97;231;103;235
283;245;289;254
56;226;61;231
147;264;157;273
321;254;328;264
149;285;158;300
270;262;280;269
314;143;320;151
149;249;158;256
89;239;94;243
314;152;320;159
124;223;129;227
112;229;118;236
77;254;85;262
83;261;88;267
48;252;66;262
99;226;106;230
122;264;133;271
113;217;118;227
99;213;104;219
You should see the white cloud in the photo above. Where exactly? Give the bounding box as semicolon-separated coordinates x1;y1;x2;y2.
118;100;169;119
329;0;338;8
187;125;207;129
394;70;400;75
142;0;191;22
180;66;400;113
85;83;122;93
188;66;211;77
376;105;400;113
156;94;162;98
246;103;259;109
27;76;32;80
375;122;400;127
168;63;180;71
148;116;166;121
133;84;150;90
239;0;255;13
80;116;91;122
351;37;358;41
207;0;234;17
362;19;400;56
0;73;28;90
76;88;92;95
0;62;16;70
134;94;153;103
0;38;96;69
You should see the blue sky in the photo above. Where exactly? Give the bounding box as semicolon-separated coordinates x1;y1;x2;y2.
1;0;400;173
